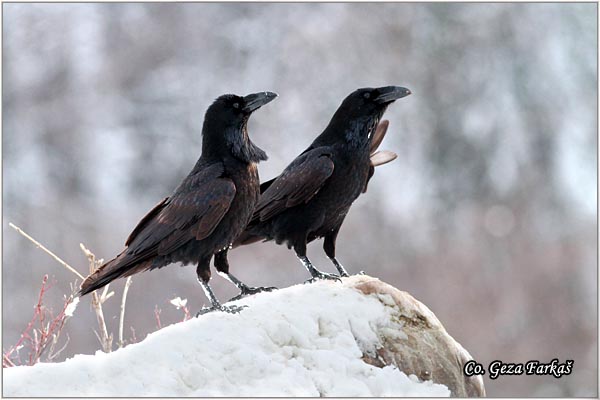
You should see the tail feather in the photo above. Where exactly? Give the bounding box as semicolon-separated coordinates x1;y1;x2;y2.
78;251;150;296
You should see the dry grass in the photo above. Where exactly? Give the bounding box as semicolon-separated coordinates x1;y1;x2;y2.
4;223;134;365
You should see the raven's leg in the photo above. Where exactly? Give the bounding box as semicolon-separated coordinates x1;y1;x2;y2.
196;257;245;316
295;240;341;284
214;249;277;302
323;228;350;277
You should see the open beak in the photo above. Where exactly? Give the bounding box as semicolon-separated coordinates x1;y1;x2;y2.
243;91;278;112
374;86;412;104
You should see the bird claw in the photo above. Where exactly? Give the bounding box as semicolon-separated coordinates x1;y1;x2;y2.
228;286;278;302
195;304;247;317
304;271;342;284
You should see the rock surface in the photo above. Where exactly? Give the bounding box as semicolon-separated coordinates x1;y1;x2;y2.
353;277;485;397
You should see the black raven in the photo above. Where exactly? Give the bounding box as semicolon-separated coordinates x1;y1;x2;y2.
79;91;278;314
235;86;410;282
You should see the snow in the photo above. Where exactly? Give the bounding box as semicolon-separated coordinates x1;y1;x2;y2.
3;276;450;397
169;296;188;309
64;296;80;317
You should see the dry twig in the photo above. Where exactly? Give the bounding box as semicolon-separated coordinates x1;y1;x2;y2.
80;243;113;353
154;306;162;329
7;222;135;359
8;223;84;280
170;297;191;322
118;277;133;348
3;276;74;367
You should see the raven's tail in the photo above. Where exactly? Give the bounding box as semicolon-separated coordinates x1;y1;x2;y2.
78;250;150;296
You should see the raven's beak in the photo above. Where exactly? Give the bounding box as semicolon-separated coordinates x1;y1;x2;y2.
374;86;411;104
243;91;278;112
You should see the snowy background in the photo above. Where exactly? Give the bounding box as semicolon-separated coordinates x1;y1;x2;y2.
2;3;597;397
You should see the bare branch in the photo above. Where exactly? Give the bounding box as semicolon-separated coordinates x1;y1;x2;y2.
48;334;70;361
80;243;112;353
91;291;112;352
154;306;162;329
46;333;59;361
100;284;110;301
118;277;133;348
3;354;15;367
130;327;137;344
93;329;101;345
9;223;85;280
100;285;114;304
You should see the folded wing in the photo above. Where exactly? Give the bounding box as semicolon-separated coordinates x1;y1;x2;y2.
254;148;335;222
79;163;236;295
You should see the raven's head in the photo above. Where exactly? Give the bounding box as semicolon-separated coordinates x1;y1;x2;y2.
202;91;277;163
322;86;411;148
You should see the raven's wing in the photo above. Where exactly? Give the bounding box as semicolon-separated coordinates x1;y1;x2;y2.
254;148;334;221
259;177;276;194
80;163;236;296
125;197;169;247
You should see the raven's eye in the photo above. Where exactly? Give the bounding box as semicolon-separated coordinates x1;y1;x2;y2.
233;102;240;109
363;92;371;99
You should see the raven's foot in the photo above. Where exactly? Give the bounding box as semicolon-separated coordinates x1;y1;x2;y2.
304;270;342;284
329;257;350;277
195;304;247;317
297;255;342;284
229;285;277;302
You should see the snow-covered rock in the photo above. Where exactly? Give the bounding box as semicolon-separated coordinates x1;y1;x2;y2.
2;275;484;397
353;278;485;397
